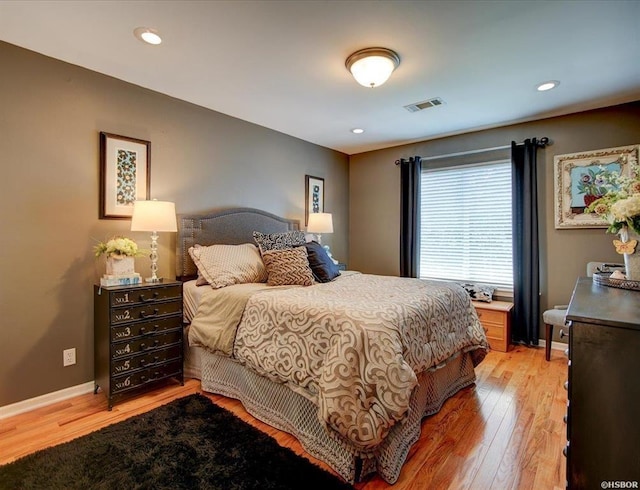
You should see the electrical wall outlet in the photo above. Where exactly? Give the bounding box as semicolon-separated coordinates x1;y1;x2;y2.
63;348;76;367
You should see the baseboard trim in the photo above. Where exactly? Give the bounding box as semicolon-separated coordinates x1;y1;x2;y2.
0;381;95;420
538;339;567;351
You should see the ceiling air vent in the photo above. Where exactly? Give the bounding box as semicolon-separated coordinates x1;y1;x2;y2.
404;97;445;113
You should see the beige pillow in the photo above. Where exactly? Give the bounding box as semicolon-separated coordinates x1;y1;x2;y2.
189;243;267;288
262;247;315;286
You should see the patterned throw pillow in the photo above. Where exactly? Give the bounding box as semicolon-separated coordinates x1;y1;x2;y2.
253;230;306;254
189;243;267;288
262;247;315;286
460;283;495;303
304;241;340;283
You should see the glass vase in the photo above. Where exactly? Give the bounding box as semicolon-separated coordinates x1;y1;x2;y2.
619;226;640;281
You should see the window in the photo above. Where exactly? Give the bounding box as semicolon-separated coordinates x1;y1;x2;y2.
419;160;513;289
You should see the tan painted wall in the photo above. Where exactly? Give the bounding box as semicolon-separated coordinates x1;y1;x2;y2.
349;102;640;342
0;41;348;406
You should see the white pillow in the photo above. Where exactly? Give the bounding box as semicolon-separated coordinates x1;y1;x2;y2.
189;243;267;288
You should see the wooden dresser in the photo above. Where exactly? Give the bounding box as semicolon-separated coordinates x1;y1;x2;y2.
94;281;184;410
565;277;640;488
472;300;513;352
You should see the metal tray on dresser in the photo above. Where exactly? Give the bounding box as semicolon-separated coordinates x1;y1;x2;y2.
94;281;184;409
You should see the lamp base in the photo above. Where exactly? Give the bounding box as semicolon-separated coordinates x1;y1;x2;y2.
322;245;339;265
145;231;162;284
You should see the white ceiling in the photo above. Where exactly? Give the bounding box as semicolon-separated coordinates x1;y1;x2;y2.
1;0;639;155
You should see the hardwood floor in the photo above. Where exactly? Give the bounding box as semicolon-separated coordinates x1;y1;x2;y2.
0;345;567;489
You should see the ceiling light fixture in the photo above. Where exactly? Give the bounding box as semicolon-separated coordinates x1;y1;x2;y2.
345;47;400;88
134;27;162;45
537;80;559;92
351;128;365;134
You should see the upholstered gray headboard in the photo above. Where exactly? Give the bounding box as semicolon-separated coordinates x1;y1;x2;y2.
176;207;300;280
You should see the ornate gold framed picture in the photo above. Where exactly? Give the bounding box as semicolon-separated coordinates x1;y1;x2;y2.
554;145;638;229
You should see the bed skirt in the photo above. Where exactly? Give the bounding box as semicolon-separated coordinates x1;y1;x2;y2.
187;344;476;484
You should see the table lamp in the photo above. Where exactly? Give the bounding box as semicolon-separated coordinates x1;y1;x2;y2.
307;212;337;264
131;200;177;282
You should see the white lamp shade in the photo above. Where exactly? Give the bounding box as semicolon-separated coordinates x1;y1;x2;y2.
130;200;177;232
307;213;333;234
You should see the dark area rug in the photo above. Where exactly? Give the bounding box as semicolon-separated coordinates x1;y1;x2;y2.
0;393;353;490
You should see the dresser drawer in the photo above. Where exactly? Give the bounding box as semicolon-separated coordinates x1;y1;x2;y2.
109;285;182;307
476;308;504;325
111;345;182;376
110;301;182;325
485;324;505;340
111;329;182;359
110;316;182;342
111;360;183;394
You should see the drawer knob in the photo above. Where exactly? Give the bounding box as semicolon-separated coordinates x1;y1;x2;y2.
563;381;568;391
560;329;569;339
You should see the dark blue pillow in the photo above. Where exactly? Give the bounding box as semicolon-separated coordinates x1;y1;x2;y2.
304;241;340;283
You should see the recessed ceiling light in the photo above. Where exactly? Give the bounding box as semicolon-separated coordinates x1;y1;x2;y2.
537;80;559;92
134;27;162;45
351;128;365;134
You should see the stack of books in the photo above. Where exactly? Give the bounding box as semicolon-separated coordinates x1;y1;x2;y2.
100;273;142;287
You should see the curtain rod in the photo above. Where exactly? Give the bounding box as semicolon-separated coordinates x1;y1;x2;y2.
397;137;550;163
421;144;510;161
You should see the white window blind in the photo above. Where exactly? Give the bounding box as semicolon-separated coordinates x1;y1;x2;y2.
419;160;513;289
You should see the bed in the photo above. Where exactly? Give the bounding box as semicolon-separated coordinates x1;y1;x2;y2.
177;207;489;484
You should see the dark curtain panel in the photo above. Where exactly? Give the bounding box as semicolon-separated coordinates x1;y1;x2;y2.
399;156;422;278
511;139;540;345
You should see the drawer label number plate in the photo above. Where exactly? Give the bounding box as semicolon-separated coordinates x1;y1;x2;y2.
114;293;130;304
114;310;131;322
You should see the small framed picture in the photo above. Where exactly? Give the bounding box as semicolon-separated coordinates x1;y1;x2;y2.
305;175;324;225
554;145;638;229
99;132;151;219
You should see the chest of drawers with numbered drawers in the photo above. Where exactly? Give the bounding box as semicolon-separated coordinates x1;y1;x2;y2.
94;281;184;410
